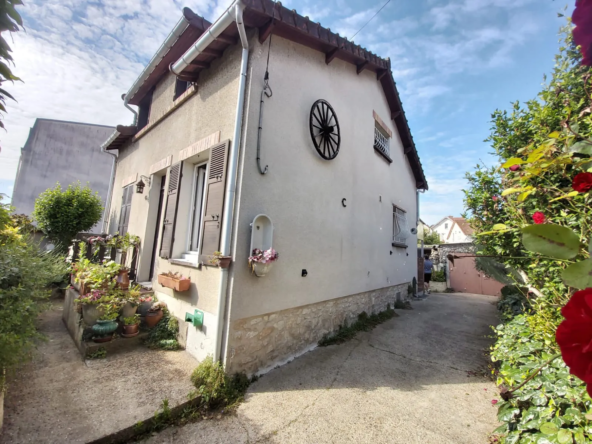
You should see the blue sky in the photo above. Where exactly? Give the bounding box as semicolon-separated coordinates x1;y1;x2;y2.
0;0;573;224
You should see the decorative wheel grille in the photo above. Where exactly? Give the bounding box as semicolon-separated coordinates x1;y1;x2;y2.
309;99;341;160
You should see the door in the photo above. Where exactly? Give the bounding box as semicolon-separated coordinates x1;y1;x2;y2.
448;253;504;296
149;176;166;280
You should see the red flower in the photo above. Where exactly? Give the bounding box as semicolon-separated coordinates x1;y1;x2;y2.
491;399;498;405
492;196;498;202
532;212;545;224
509;165;520;172
572;172;592;193
556;288;592;397
573;0;592;66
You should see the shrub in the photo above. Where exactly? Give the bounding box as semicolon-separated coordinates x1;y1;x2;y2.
189;357;250;410
33;182;103;251
497;286;531;321
0;198;69;390
146;310;180;350
431;269;446;282
422;232;441;245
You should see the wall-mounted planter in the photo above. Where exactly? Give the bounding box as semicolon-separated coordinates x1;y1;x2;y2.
252;262;273;277
157;274;191;291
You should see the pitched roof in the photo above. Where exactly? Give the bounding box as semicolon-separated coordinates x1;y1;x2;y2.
109;0;427;189
449;217;474;236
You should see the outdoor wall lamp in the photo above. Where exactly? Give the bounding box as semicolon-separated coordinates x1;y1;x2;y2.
135;175;151;194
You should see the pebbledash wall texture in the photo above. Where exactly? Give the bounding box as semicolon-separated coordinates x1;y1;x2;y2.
225;283;409;375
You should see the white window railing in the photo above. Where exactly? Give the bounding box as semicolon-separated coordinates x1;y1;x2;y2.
374;127;390;158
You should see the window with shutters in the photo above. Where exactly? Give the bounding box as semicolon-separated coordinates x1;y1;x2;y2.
118;185;133;235
188;163;207;251
392;205;408;248
159;162;182;259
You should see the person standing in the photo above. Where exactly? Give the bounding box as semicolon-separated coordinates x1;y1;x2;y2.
424;254;433;294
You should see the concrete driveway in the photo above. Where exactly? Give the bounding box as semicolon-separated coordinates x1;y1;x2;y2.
147;293;501;444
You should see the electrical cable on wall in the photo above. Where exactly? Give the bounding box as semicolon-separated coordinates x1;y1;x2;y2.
256;35;273;175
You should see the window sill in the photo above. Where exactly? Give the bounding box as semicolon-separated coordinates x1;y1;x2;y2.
168;258;201;269
374;147;393;164
391;242;408;249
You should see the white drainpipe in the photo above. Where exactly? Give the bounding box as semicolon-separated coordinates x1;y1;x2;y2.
170;0;247;363
100;146;117;233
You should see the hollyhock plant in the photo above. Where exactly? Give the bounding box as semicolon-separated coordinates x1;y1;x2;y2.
573;0;592;65
572;172;592;193
532;212;545;224
556;288;592;396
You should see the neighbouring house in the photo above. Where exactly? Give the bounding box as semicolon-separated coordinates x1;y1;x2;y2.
102;0;427;375
431;216;473;244
11;118;116;231
417;218;431;241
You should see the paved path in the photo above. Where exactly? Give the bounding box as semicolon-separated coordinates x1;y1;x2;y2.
146;293;501;444
0;301;198;444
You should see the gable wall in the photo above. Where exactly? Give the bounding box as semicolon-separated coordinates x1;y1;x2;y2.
228;34;419;322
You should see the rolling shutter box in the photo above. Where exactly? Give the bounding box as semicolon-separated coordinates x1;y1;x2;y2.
159;162;183;259
200;140;230;263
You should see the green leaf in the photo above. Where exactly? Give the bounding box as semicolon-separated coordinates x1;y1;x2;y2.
574;428;586;444
569;141;592;155
528;146;547;163
562;260;592;289
549;191;579;202
548;131;561;138
493;224;507;231
522;224;581;260
557;429;572;444
518;190;535;201
589;238;592;255
503;187;525;196
502;158;526;168
540;422;560;435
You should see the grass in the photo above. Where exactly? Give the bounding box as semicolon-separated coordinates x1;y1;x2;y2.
318;304;397;347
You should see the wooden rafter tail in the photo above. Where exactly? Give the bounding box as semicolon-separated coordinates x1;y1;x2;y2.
201;48;224;58
215;34;238;45
376;69;388;81
356;60;369;75
325;46;340;65
259;19;275;44
189;60;210;69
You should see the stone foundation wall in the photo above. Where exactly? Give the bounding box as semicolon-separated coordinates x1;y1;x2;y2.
226;283;409;375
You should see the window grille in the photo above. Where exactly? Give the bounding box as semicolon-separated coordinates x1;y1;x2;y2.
374;126;390;158
393;206;408;246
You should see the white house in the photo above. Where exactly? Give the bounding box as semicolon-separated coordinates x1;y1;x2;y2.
431;216;473;244
102;0;428;375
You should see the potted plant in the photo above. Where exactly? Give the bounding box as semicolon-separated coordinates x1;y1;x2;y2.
91;305;120;342
248;248;279;277
121;284;141;317
121;314;141;338
137;295;154;316
85;261;121;291
209;251;232;268
145;301;166;328
107;232;140;290
77;290;106;326
157;271;191;291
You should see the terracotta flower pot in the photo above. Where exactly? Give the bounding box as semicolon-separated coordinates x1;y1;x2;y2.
145;309;164;328
122;323;140;338
218;256;232;268
157;274;190;291
116;269;130;290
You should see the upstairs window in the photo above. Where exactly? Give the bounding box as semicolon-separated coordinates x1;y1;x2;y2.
372;111;392;163
392;205;408;247
174;79;190;101
188;163;207;251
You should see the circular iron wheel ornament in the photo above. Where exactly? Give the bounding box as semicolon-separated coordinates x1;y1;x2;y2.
309;99;341;160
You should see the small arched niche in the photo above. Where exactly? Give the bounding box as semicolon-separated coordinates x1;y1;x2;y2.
250;214;273;254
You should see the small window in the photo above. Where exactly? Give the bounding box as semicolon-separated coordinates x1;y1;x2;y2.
393;206;408;247
188;163;207;251
118;185;133;235
374;125;391;160
445;223;448;229
174;78;190;101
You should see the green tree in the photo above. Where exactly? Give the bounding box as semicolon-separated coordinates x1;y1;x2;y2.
422;232;441;245
0;0;24;140
33;183;103;251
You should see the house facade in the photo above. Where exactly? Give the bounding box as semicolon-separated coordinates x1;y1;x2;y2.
431;216;473;244
103;0;427;375
11;119;115;228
